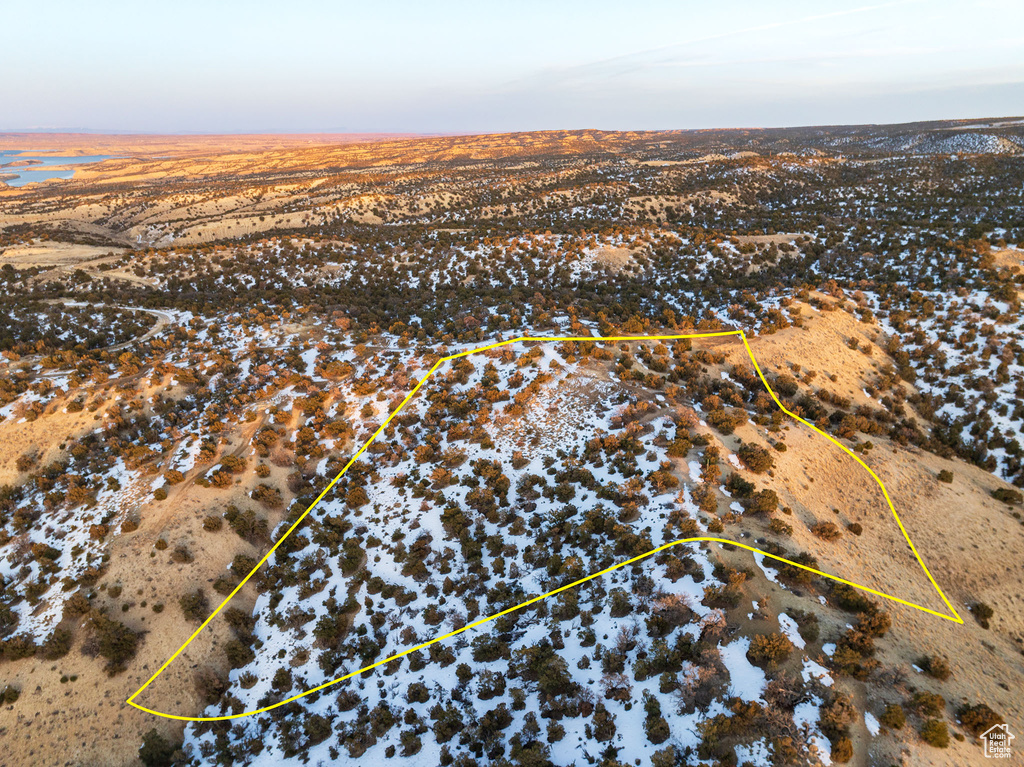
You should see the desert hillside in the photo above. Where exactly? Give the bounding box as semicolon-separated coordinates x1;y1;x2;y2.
1;123;1022;766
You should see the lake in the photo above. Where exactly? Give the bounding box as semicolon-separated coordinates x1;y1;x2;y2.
0;150;117;187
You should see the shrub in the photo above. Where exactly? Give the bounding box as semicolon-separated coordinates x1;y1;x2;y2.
788;609;820;643
399;730;422;757
40;627;73;659
87;613;140;673
774;374;799;397
179;590;209;622
139;728;178;767
737;443;775;473
1;684;20;704
224;506;269;544
224;639;255;668
846;522;863;536
406;681;429;703
769;518;793;536
346;486;369;508
971;602;994;629
170;545;193;563
937;470;953;483
911;691;946;718
706;408;745;435
592;702;616;741
777;551;819;584
831;583;877;614
811;521;842;541
202;515;223;532
239;671;259;689
64;592;91;617
164;470;185;485
154;538;168;551
304;714;332;746
920;719;949;748
194;667;227;705
857;610;891;638
819;693;855;738
830;736;853;763
272;667;293;693
919;655;952;681
991;488;1022;506
644;714;671;745
880;703;905;730
252;483;284;509
220;455;247;474
746;632;793;670
830;645;877;680
213;576;238;595
725;473;754;498
746;489;779;515
153;487;168;501
958;703;1004;737
0;635;36;660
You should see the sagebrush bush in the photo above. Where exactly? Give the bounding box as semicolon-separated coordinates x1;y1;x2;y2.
194;666;227;705
1;684;21;704
991;487;1022;506
179;589;209;622
919;654;952;681
86;612;140;674
911;691;946;718
738;443;775;473
830;736;853;763
788;609;820;643
139;728;177;767
880;703;905;730
163;470;185;485
920;719;949;748
811;521;842;541
746;632;794;670
958;703;1004;737
40;627;73;659
971;601;994;629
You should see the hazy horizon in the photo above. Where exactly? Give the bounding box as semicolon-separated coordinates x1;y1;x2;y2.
3;0;1024;134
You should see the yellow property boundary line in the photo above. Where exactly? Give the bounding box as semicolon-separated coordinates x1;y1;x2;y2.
127;330;963;722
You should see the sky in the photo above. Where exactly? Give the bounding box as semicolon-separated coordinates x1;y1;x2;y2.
3;0;1023;133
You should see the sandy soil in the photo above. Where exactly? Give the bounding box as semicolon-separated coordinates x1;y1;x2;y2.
0;242;126;269
990;247;1022;271
591;245;634;273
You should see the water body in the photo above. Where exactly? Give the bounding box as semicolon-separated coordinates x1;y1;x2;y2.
0;150;116;187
